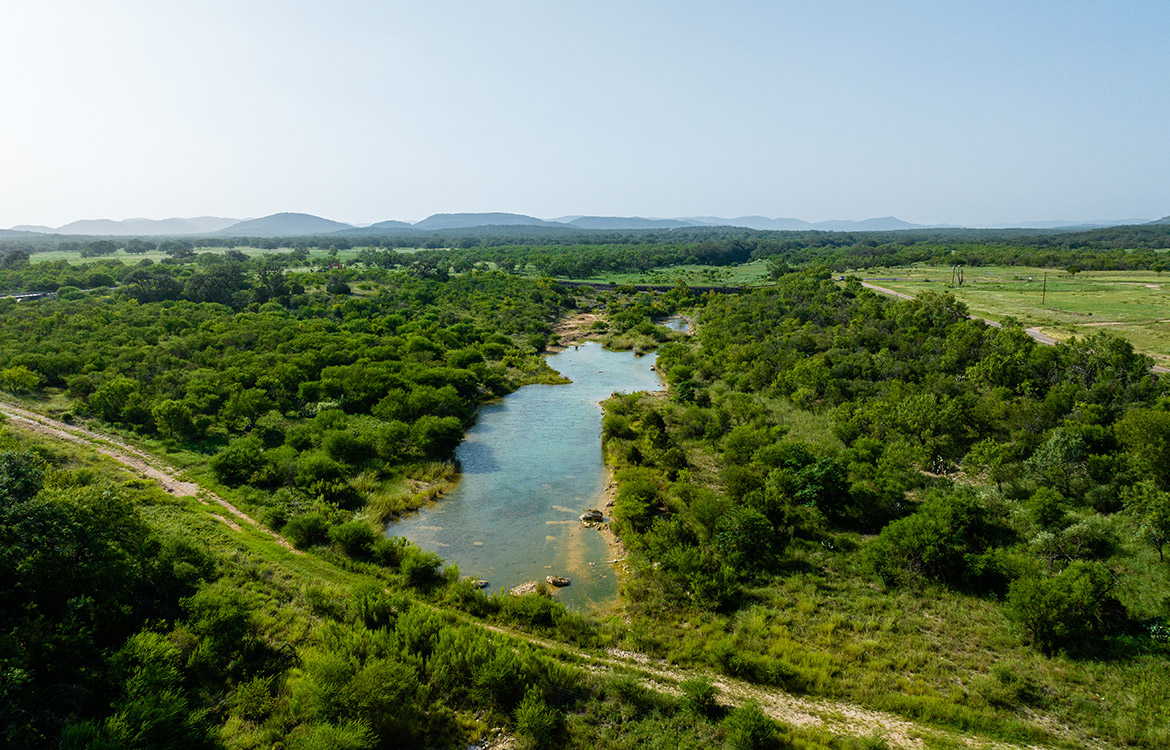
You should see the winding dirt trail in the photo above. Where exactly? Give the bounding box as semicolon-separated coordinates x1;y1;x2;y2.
859;281;1165;371
0;400;298;552
471;620;1073;750
2;398;1080;748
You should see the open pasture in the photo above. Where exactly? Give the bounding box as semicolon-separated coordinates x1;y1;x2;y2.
859;265;1170;364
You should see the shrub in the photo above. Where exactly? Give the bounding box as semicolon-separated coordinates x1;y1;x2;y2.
152;399;195;440
296;450;346;487
613;467;660;535
322;430;372;465
1006;560;1126;654
372;536;407;567
723;702;780;750
410;415;463;459
329;519;377;558
514;689;559;749
680;677;719;717
0;365;43;394
865;488;1008;591
0;450;45;503
400;546;443;588
283;513;331;550
210;436;266;485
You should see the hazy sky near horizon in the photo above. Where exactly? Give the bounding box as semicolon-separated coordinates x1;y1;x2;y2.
2;1;1168;228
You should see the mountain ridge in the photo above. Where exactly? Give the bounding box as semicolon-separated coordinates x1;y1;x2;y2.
214;212;352;237
411;212;559;230
19;216;242;236
5;212;1166;237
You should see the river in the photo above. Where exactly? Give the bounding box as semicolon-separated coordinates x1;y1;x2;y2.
389;341;663;610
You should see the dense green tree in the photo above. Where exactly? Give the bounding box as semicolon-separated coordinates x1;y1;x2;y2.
1007;561;1125;654
1124;480;1170;562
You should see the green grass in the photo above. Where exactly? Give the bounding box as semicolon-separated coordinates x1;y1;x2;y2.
629;538;1170;748
553;259;774;287
855;265;1170;363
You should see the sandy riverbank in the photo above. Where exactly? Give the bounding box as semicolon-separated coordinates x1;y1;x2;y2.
546;310;605;352
594;463;631;583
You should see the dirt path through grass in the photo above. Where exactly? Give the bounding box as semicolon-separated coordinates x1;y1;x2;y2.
473;620;1076;750
2;398;1087;749
859;282;1164;370
0;400;298;552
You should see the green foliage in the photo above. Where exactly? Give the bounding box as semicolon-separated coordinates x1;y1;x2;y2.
0;364;42;393
329;519;377;559
151;399;195;439
723;702;781;750
1124;480;1170;562
976;661;1048;709
680;677;719;717
613;467;660;535
1006;561;1126;654
94;631;216;749
865;489;1009;591
515;689;560;749
284;512;332;549
1117;408;1170;489
1026;428;1088;498
0;449;45;502
401;545;443;588
211;435;266;485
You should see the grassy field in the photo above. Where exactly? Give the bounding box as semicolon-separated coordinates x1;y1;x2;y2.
553;259;774;287
854;265;1170;364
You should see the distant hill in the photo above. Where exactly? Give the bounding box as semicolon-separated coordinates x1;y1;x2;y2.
50;216;241;235
337;219;416;235
565;216;700;230
680;215;926;231
683;216;814;230
985;218;1152;230
215;213;353;237
363;219;414;230
10;224;54;233
811;216;924;231
412;213;556;230
1148;216;1170;225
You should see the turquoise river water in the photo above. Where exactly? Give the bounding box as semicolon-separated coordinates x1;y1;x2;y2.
389;341;663;610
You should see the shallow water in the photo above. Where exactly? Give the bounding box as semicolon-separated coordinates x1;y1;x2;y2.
389;342;662;610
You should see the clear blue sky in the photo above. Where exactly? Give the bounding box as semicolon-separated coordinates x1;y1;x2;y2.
2;1;1167;227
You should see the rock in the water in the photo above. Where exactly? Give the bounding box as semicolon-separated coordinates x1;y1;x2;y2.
472;579;489;589
509;581;539;596
579;508;604;524
546;575;571;587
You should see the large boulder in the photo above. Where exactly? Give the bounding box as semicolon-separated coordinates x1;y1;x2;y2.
580;509;604;524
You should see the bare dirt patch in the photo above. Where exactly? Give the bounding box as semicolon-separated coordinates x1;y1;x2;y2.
548;311;605;351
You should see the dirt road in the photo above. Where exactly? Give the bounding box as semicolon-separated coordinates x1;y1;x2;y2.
2;397;1080;748
0;401;297;551
859;281;1163;365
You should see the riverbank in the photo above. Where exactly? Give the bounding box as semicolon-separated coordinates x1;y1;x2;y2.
547;310;605;352
595;462;630;597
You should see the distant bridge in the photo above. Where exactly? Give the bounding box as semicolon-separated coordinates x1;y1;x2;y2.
0;290;56;302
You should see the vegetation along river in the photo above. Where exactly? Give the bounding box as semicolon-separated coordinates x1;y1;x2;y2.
390;341;663;610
